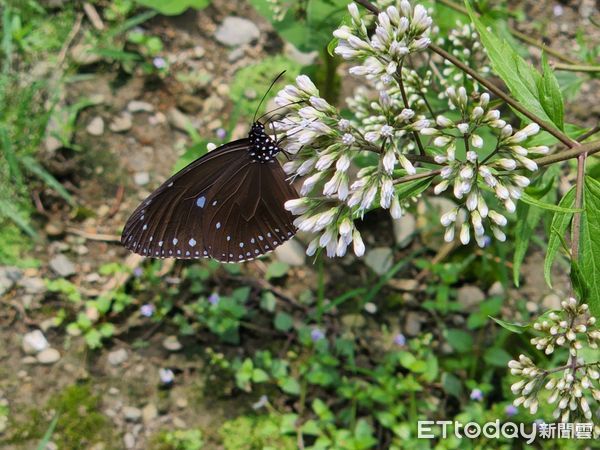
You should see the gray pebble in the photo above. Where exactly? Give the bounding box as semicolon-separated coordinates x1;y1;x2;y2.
49;254;76;277
214;17;260;47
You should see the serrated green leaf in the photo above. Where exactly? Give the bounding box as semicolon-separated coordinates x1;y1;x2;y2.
538;52;564;130
134;0;210;15
571;259;591;304
580;176;600;314
544;186;575;287
490;316;529;334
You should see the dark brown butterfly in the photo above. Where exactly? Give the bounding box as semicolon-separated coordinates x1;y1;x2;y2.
121;74;299;263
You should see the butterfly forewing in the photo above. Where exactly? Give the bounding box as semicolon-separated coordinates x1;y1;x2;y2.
121;140;251;259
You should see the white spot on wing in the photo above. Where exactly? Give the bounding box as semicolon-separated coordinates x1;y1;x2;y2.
189;238;196;247
196;196;206;208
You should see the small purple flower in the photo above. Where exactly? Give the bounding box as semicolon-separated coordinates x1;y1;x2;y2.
470;388;483;401
133;267;143;278
216;128;227;139
505;405;518;416
140;303;155;317
159;367;174;384
393;333;407;346
152;57;166;69
208;293;220;305
310;328;325;342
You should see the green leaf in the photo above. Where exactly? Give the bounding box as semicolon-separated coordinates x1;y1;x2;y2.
37;414;59;450
465;3;557;128
249;0;348;52
580;176;600;314
274;311;294;332
490;316;529;334
544;186;576;287
280;376;301;395
22;155;75;206
251;368;269;383
266;261;289;280
571;258;590;304
538;52;564;130
444;328;473;353
483;347;512;367
520;191;581;213
513;172;556;286
395;175;434;201
133;0;210;15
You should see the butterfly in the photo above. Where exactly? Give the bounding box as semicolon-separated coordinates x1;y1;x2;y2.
121;72;300;263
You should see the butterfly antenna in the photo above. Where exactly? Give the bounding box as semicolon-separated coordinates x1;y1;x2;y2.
253;70;287;123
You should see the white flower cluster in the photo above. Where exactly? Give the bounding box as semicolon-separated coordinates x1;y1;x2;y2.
422;87;548;247
334;1;432;84
508;297;600;424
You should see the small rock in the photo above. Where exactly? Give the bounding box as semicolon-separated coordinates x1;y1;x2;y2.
364;247;393;275
127;100;154;113
392;213;416;248
167;107;192;132
22;356;38;364
22;330;49;355
172;417;187;428
123;432;135;449
123;406;142;422
177;94;205;114
71;42;102;65
341;314;367;328
86;116;105;136
284;42;318;66
274;240;305;266
162;335;182;352
243;89;257;100
227;47;245;62
108;387;120;395
109;112;133;132
202;95;225;115
214;16;260;47
0;266;22;295
107;348;128;366
403;311;422;336
175;397;188;409
388;278;418;291
45;222;65;237
142;403;158;423
36;348;61;364
133;172;150;186
488;281;505;297
457;285;486;311
49;254;76;277
542;293;561;310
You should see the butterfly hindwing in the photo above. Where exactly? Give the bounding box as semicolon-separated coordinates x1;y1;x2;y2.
201;159;298;263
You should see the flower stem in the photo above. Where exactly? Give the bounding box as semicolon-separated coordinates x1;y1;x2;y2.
393;169;441;185
395;61;426;155
535;138;600;167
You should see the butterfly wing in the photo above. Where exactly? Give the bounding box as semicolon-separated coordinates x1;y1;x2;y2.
121;139;251;259
202;160;299;263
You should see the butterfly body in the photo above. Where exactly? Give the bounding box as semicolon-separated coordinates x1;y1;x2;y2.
121;121;298;263
248;122;281;163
